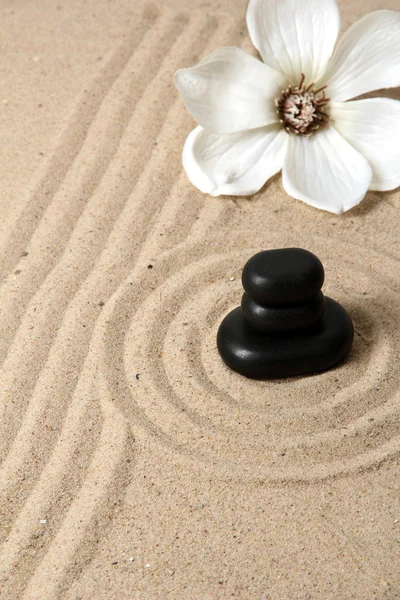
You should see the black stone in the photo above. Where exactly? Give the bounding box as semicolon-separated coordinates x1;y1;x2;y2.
217;298;354;379
241;290;326;333
242;248;324;306
217;248;353;379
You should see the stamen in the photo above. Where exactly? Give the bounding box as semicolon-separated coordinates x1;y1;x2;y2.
313;84;328;95
275;73;330;137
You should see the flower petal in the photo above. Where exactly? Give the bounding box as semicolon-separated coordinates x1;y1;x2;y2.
331;98;400;192
323;11;400;101
183;125;288;196
282;126;372;213
174;47;286;134
246;0;340;84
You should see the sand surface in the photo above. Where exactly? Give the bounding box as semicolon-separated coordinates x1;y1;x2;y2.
0;0;399;598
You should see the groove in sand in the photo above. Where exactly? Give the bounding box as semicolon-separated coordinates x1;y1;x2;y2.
0;6;159;281
0;8;189;365
0;10;214;458
2;3;399;597
0;13;245;595
118;245;400;482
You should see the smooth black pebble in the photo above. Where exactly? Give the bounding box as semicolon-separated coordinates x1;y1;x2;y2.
241;290;325;333
217;248;354;379
242;247;324;306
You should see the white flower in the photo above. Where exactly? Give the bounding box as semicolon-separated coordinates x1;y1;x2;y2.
174;0;400;214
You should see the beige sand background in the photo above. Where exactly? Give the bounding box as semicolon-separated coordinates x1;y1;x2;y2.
0;0;399;598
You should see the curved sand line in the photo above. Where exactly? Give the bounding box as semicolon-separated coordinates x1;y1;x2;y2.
0;6;158;282
0;10;216;459
0;14;245;595
2;3;399;597
0;8;190;365
120;245;400;481
0;11;238;522
21;374;133;600
0;9;218;542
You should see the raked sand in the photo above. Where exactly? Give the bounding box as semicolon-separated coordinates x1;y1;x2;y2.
0;0;399;598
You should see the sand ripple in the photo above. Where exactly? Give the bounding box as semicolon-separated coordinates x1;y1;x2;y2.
0;7;245;598
0;4;398;598
121;242;400;482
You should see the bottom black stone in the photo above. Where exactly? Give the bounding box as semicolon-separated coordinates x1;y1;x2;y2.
217;297;354;379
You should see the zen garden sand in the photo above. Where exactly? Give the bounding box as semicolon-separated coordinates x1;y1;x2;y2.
0;0;399;598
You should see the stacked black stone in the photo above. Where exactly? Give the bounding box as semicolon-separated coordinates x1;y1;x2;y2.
217;248;354;379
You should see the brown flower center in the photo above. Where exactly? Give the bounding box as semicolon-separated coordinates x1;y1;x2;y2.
275;74;330;136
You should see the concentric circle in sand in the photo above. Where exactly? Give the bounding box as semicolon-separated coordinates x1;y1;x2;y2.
123;240;400;482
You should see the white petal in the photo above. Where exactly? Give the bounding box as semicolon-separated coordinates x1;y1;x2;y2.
323;11;400;101
282;126;372;213
246;0;340;84
331;98;400;192
183;125;288;196
174;47;286;134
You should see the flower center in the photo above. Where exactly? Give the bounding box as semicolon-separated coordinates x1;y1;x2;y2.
275;74;330;136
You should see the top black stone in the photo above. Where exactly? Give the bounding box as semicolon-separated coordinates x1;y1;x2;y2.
241;248;324;306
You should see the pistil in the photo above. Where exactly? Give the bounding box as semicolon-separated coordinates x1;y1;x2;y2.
275;74;330;136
